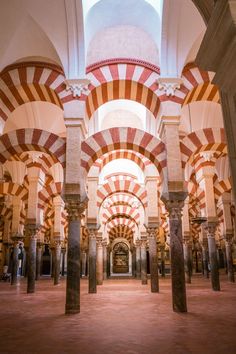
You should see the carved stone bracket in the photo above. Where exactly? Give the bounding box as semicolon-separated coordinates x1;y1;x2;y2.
157;78;183;96
64;79;90;98
25;222;41;239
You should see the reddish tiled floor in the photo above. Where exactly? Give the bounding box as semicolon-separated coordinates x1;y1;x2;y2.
0;274;236;354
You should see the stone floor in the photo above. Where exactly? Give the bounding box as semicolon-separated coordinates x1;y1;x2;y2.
0;274;236;354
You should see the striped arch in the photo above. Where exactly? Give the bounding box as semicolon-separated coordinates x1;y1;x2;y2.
38;182;63;209
108;224;135;243
97;180;148;208
86;60;160;118
214;178;232;201
0;128;66;167
81;127;166;178
103;193;140;208
86;80;160;119
0;182;28;201
93;149;151;172
0;61;67;126
102;205;140;224
181;64;220;106
11;151;60;174
180;128;227;167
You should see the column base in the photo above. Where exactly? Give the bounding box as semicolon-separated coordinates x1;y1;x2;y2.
65;306;80;315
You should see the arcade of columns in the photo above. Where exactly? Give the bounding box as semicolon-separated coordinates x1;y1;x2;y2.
0;0;236;315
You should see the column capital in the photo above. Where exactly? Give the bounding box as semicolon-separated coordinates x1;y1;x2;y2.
135;240;141;248
65;194;87;221
145;224;159;239
203;218;218;237
162;192;187;220
25;222;41;239
87;225;99;240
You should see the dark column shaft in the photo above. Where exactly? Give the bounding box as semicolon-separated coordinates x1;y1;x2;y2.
89;233;97;293
61;249;66;276
36;244;42;280
132;247;136;277
202;245;209;278
103;244;107;280
11;242;19;285
225;240;235;283
141;241;147;285
160;246;165;277
206;223;220;291
27;234;37;293
65;218;80;314
148;234;159;292
183;242;192;284
54;242;61;285
136;244;141;279
168;205;187;313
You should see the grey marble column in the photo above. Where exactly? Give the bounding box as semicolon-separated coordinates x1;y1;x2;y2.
225;236;235;283
164;198;187;313
141;239;147;285
205;221;220;291
103;242;107;280
160;245;166;277
201;240;209;279
36;242;43;280
96;238;103;285
135;241;141;279
81;249;87;277
88;229;97;293
26;224;39;294
147;228;159;292
11;238;19;285
131;245;136;277
107;247;111;277
65;196;85;315
61;248;66;276
183;241;192;284
53;241;61;285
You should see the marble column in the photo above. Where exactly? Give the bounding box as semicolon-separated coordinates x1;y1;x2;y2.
183;234;192;284
96;238;103;285
26;223;39;294
135;241;141;279
147;228;159;292
61;247;66;276
102;242;107;280
81;249;87;277
107;246;111;277
36;242;43;280
88;228;97;293
160;245;166;277
11;238;20;285
53;241;61;285
164;198;187;313
225;236;235;283
141;238;147;285
65;196;85;315
131;245;136;277
205;220;220;291
218;193;235;282
201;239;209;278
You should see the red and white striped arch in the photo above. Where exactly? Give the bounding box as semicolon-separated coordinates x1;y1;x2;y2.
97;179;148;208
81;127;166;178
180;128;227;168
102;205;140;224
0;62;68;126
0;182;28;201
181;64;220;106
0;128;66;167
214;178;232;201
86;60;160;118
108;223;134;243
38;182;63;209
102;193;140;208
93;149;151;172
